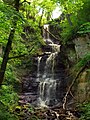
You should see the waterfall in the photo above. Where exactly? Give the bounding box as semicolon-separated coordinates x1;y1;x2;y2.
37;24;61;107
43;24;53;44
37;57;42;81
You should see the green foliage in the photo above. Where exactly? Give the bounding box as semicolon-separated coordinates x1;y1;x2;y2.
14;104;40;120
77;0;90;24
52;0;90;44
79;102;90;120
76;54;90;70
0;57;19;119
71;53;90;75
60;21;79;44
53;0;84;15
0;1;25;47
2;0;14;5
5;63;20;86
21;0;56;24
0;1;24;21
77;22;90;34
0;85;18;109
0;10;11;46
0;0;44;61
0;85;19;120
0;57;20;86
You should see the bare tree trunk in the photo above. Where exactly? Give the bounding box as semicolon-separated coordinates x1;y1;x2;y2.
0;0;20;86
66;14;73;26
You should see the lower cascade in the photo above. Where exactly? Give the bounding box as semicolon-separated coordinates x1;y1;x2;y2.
37;52;60;107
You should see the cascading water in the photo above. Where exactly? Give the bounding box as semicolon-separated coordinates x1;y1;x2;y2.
37;24;61;107
37;57;42;81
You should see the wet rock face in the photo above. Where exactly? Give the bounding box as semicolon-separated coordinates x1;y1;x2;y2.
75;70;90;102
19;72;39;106
74;35;90;59
22;76;39;93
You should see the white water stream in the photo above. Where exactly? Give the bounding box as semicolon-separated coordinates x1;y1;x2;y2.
37;24;61;107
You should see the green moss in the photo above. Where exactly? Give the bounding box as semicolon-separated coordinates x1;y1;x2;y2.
78;102;90;120
75;54;90;71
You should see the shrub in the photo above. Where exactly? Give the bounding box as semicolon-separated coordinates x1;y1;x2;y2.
79;102;90;120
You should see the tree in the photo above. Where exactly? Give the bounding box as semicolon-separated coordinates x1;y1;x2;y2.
0;0;20;86
52;0;84;26
20;0;56;27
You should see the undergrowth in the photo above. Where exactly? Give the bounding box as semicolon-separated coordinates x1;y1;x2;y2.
78;102;90;120
0;57;19;120
73;54;90;73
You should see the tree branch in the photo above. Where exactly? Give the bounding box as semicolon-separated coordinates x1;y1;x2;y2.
9;54;27;59
43;28;60;41
63;65;87;110
8;46;34;60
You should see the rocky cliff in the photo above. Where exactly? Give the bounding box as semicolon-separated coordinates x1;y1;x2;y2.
61;34;90;103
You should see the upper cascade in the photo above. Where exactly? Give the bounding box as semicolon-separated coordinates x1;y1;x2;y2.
43;24;61;52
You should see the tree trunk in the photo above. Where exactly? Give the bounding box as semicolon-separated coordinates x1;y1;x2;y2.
66;14;73;26
0;0;20;86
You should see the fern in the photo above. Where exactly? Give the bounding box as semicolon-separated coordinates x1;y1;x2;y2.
77;22;90;34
